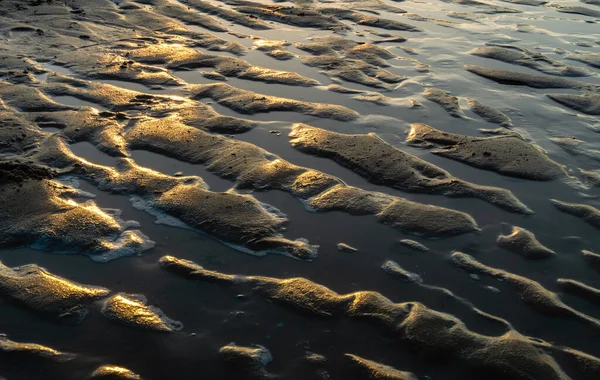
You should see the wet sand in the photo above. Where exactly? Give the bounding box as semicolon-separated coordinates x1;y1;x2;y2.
1;0;600;379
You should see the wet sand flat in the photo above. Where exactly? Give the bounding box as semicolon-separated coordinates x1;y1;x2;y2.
1;0;600;379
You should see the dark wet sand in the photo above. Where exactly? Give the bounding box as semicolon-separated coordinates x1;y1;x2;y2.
1;0;600;379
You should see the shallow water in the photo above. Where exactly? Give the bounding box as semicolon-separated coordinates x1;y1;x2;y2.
1;0;600;379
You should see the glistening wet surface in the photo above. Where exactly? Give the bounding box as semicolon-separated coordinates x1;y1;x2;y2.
1;0;600;379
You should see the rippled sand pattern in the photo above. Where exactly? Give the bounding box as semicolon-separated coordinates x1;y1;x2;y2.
1;0;600;379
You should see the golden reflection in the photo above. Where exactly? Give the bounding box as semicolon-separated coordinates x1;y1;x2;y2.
91;365;141;379
101;293;183;332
